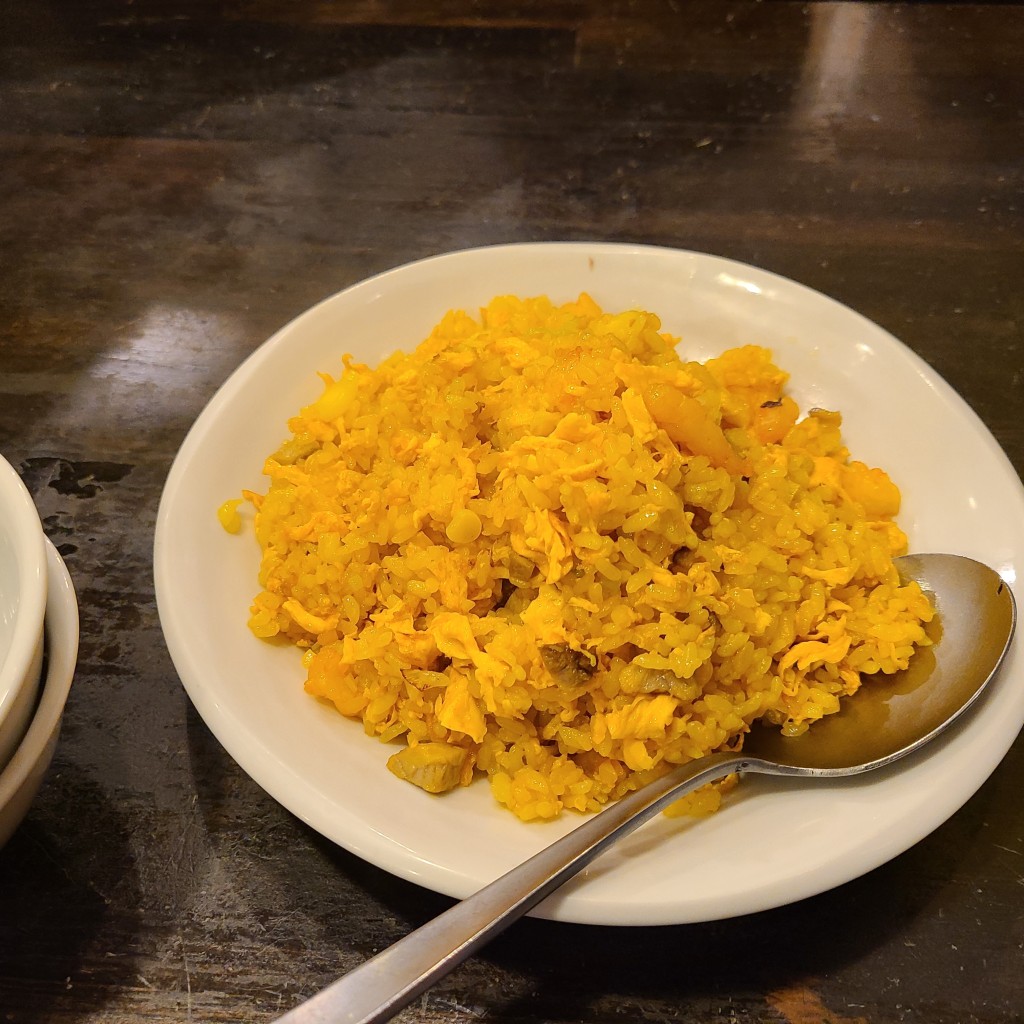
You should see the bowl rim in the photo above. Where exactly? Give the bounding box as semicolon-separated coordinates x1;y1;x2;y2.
0;540;79;824
0;454;48;729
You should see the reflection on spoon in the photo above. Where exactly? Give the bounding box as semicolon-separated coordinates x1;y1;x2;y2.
275;553;1016;1024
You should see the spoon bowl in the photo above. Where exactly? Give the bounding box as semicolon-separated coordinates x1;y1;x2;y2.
276;553;1016;1024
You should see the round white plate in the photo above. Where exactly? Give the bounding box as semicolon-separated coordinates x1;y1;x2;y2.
154;243;1024;925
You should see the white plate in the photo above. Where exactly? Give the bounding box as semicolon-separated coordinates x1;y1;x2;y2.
154;243;1024;925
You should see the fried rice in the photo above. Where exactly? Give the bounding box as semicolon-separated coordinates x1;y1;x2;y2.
222;293;933;821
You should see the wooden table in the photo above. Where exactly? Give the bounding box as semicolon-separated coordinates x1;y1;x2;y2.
2;2;1022;1021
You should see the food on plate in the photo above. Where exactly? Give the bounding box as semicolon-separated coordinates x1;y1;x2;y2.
227;293;933;821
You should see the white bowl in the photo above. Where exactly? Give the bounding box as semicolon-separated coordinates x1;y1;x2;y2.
0;453;48;769
0;540;78;848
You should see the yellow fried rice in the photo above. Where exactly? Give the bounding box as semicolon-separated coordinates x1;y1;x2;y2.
221;293;933;822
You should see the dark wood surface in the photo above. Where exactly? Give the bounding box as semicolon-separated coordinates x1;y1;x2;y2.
2;2;1023;1022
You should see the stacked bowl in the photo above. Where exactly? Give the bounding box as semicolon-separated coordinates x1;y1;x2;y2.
0;453;79;847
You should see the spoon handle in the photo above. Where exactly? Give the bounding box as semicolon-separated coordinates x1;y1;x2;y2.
275;751;744;1024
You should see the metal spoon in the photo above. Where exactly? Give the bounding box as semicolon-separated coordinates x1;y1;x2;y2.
276;553;1016;1024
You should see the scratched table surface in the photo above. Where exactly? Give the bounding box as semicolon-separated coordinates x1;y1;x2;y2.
2;1;1023;1022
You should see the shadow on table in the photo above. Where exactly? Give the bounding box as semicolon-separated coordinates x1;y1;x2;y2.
0;768;143;1022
